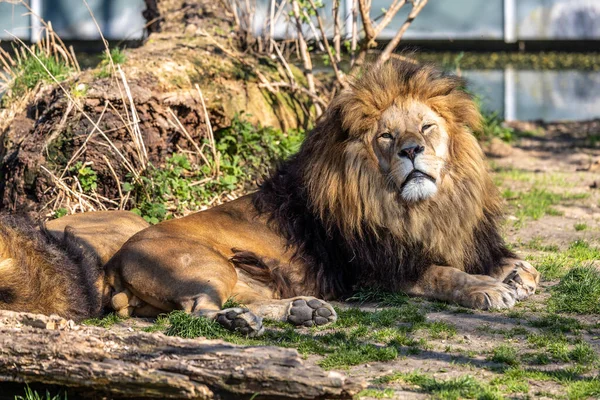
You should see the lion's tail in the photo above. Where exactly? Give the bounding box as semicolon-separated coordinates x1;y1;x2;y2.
0;213;101;321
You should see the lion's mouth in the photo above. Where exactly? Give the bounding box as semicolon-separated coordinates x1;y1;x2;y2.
401;170;436;188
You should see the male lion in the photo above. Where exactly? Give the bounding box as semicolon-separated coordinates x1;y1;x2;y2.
102;60;539;336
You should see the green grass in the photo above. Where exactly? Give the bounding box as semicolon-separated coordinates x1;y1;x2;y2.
520;237;559;252
421;321;457;339
3;48;72;105
148;305;432;369
356;388;395;398
222;297;244;308
528;314;585;334
488;345;519;366
96;47;127;78
530;240;600;280
15;386;66;400
549;265;600;314
502;187;589;227
574;223;588;231
141;314;170;333
478;110;514;143
81;313;124;328
567;379;600;400
376;372;503;400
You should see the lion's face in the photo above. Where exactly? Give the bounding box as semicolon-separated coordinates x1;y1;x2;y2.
370;100;449;202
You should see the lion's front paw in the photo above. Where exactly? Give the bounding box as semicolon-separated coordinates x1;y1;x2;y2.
463;280;517;310
503;260;540;301
214;307;264;337
286;297;337;327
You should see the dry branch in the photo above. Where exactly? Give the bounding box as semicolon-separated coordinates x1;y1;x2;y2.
377;0;429;66
0;310;364;399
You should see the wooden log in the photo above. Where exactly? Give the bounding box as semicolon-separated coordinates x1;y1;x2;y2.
0;310;364;399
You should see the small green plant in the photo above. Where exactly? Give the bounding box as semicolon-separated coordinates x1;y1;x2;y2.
96;47;127;78
70;162;98;193
222;297;244;309
549;265;600;314
142;314;170;333
356;388;395;398
82;313;124;328
421;321;457;339
488;345;519;366
529;314;584;334
478;110;514;143
376;372;503;400
574;223;588;231
53;208;68;219
3;48;72;105
15;385;66;400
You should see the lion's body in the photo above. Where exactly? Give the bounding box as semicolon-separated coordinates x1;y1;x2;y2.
104;61;539;334
0;61;539;331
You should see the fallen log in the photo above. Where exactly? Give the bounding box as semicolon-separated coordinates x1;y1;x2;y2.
0;310;364;399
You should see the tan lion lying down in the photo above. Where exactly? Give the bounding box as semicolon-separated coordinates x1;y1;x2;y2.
0;61;539;335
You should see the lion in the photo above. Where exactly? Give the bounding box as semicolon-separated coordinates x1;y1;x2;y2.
100;60;539;336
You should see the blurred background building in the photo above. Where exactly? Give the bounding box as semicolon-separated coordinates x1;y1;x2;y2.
1;0;600;121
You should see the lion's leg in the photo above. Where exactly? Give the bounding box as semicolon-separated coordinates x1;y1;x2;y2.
231;284;337;328
107;240;264;336
487;258;540;301
401;265;518;309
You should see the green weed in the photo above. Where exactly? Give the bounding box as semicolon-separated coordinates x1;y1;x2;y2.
142;314;170;333
3;48;72;104
82;313;124;328
488;345;519;366
549;265;600;314
15;386;66;400
421;321;457;339
96;47;127;78
567;378;600;400
477;109;514;143
222;297;244;309
377;372;503;400
574;223;588;231
529;314;584;334
356;388;395;398
70;162;98;193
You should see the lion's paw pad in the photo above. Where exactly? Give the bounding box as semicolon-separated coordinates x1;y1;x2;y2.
287;298;337;327
503;261;539;301
215;307;264;337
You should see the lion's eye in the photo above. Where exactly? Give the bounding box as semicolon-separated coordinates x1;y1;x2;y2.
379;132;394;140
421;123;435;133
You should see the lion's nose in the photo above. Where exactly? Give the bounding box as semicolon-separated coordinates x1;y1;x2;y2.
399;145;425;162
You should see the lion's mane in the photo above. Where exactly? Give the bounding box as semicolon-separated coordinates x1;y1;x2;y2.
253;60;514;299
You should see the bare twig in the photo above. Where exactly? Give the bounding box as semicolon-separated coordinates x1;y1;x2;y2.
290;0;321;115
306;0;346;88
195;84;219;175
377;0;429;66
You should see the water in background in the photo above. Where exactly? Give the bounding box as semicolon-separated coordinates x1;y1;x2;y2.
465;69;600;122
